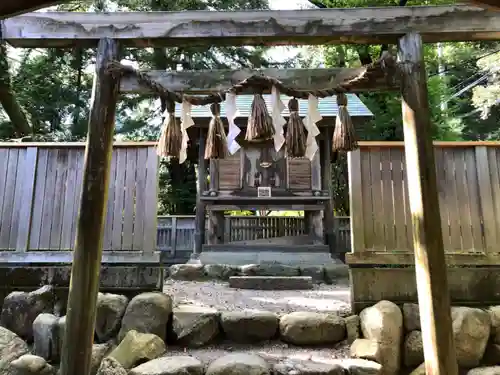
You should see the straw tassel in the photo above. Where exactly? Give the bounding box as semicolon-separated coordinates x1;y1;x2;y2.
157;99;182;158
205;103;229;160
245;93;275;142
332;93;358;152
285;98;307;158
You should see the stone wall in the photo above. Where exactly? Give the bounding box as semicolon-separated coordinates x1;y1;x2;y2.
1;286;500;375
0;264;163;303
166;263;349;284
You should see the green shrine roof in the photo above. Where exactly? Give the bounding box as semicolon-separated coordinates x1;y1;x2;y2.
174;94;373;118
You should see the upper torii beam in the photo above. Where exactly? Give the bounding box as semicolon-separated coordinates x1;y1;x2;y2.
1;0;498;20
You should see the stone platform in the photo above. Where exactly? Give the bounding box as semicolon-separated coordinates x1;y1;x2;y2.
228;276;314;290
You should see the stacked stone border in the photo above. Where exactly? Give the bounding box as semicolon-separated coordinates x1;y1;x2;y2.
1;286;500;375
166;263;350;284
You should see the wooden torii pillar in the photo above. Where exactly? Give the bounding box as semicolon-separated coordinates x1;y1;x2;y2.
398;32;458;375
59;38;120;375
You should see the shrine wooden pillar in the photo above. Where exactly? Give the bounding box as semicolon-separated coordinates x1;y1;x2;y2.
194;128;207;255
305;149;323;243
321;127;336;255
398;32;458;375
207;159;224;244
60;38;120;375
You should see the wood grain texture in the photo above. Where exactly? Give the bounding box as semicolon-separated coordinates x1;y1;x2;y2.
120;68;399;94
398;32;458;375
2;5;499;48
59;38;120;375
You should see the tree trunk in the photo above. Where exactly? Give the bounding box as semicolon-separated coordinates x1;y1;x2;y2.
0;43;31;136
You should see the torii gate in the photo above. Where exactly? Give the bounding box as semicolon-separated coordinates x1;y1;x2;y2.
1;4;500;375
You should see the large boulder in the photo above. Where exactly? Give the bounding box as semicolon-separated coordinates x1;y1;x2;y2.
9;354;55;375
239;264;299;277
279;312;346;345
172;305;220;347
118;292;172;341
204;265;239;280
345;315;360;344
96;357;128;375
350;339;382;364
452;307;491;367
402;304;420;332
206;353;271;375
220;310;278;343
91;343;114;375
32;313;62;363
109;330;166;369
359;301;403;375
274;359;344;375
466;368;500;375
96;293;129;342
129;356;204;375
169;265;206;281
489;306;500;344
338;359;382;375
0;326;30;371
0;286;54;342
299;266;325;283
403;330;423;368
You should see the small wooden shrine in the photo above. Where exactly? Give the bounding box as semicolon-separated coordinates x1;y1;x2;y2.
182;95;372;264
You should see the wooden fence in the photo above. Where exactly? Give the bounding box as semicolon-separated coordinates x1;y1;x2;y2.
0;143;159;263
347;142;500;310
157;215;351;262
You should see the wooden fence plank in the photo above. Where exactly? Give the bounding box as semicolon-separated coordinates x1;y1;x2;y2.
122;148;137;250
488;147;500;241
29;148;48;250
359;150;372;250
444;148;462;251
133;148;148;250
103;150;118;250
7;149;25;250
0;149;19;249
111;149;127;250
390;148;408;250
476;146;498;252
434;148;452;250
143;148;158;253
49;149;69;250
60;149;79;250
0;149;9;248
464;148;484;251
369;148;384;250
69;149;85;249
15;147;38;251
39;150;58;249
454;149;474;251
381;148;395;250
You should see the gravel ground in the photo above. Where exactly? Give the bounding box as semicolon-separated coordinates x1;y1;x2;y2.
164;341;351;365
163;280;351;316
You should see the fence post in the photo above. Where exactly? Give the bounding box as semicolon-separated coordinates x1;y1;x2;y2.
170;216;178;257
16;147;38;252
348;149;365;253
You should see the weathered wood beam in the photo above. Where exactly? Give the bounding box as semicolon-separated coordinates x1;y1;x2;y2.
120;68;399;94
59;38;120;375
0;0;62;19
398;32;458;375
2;5;499;48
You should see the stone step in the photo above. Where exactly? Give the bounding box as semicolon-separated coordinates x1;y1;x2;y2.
228;276;313;290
